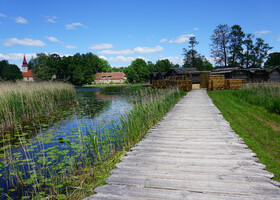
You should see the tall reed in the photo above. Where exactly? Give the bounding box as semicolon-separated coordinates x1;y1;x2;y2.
0;81;76;131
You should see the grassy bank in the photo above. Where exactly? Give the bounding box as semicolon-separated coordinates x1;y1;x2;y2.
0;81;76;131
0;86;186;199
208;84;280;181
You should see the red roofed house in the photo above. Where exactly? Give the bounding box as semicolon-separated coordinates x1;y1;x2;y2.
22;55;35;81
94;72;127;84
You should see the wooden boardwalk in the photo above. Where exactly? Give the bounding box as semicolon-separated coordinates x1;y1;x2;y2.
85;90;280;200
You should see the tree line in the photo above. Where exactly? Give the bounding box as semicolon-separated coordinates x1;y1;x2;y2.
28;53;179;85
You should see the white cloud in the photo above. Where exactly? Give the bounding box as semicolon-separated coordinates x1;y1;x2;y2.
0;53;37;61
134;46;163;54
15;16;28;24
46;36;63;43
169;34;195;43
46;16;57;23
65;45;77;49
159;38;167;43
100;55;148;63
65;22;87;30
89;43;114;50
0;52;72;61
255;30;271;36
160;56;183;64
4;38;46;47
194;28;199;31
0;13;6;18
98;46;163;55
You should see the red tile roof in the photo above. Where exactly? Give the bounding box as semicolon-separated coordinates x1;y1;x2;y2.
94;72;126;80
22;70;35;77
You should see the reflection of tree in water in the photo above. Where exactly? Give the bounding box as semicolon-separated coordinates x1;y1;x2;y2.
74;91;112;118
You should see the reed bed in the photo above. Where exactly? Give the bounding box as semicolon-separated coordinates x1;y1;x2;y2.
0;81;76;131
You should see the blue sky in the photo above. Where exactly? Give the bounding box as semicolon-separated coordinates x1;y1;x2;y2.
0;0;280;68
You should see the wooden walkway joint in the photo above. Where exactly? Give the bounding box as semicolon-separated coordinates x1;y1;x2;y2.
85;90;280;200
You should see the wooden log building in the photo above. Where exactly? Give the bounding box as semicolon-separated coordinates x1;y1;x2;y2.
269;66;280;82
210;67;269;82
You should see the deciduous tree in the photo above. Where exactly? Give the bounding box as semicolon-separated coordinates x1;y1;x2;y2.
265;52;280;68
210;24;230;67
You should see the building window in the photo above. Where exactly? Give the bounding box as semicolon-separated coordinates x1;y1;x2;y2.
102;76;106;78
108;76;112;79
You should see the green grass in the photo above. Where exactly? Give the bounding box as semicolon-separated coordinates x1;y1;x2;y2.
232;83;280;114
208;88;280;181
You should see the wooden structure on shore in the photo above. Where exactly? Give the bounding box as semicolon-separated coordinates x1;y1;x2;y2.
152;76;192;91
269;66;280;82
210;67;268;82
208;75;245;90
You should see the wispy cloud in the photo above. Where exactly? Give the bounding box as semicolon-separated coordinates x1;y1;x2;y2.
193;28;199;31
159;56;183;64
4;38;45;47
134;46;163;54
15;16;28;24
46;16;57;23
89;43;114;50
99;49;134;55
169;34;195;43
65;45;77;49
255;30;271;36
99;55;148;63
0;13;7;18
0;53;37;61
159;38;167;43
98;46;163;55
0;52;72;61
46;36;63;43
65;22;87;30
277;37;280;42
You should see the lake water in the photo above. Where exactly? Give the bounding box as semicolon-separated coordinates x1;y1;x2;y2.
0;87;134;199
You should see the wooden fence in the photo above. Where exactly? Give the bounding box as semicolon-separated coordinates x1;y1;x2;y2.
208;74;245;90
152;76;192;91
152;74;245;91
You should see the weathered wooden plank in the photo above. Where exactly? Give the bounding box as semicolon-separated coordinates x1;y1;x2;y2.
86;184;280;200
115;162;273;178
106;176;280;197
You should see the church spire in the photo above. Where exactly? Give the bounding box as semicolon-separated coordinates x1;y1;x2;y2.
22;55;28;67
